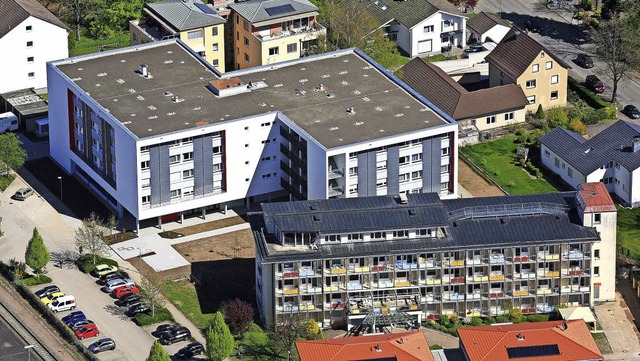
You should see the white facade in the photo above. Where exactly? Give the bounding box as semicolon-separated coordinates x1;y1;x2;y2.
0;16;67;93
392;12;466;58
468;23;509;44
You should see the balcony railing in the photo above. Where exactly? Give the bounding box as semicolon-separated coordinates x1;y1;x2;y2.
537;252;560;261
513;254;532;262
328;167;343;180
471;274;488;282
490;272;505;281
443;258;464;267
564;250;585;259
516;272;536;279
466;291;482;300
442;293;464;301
254;24;326;41
489;254;505;264
466;256;484;265
396;261;419;270
328;186;343;197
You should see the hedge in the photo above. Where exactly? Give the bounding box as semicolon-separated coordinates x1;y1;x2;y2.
568;77;616;114
0;262;99;361
134;307;174;326
21;274;53;286
75;254;119;274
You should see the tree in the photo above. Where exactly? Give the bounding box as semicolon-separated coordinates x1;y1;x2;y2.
139;273;166;317
592;14;640;103
0;133;27;176
205;312;235;361
25;228;49;280
223;298;254;335
448;0;479;10
267;314;312;360
74;212;110;264
145;340;170;361
62;0;96;41
88;0;145;38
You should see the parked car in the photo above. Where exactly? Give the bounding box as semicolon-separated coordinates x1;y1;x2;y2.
126;302;151;317
576;53;594;68
48;295;76;313
585;75;604;93
35;285;60;298
103;278;135;293
75;324;100;340
12;187;34;200
160;327;191;345
117;293;141;307
112;285;139;299
62;311;86;326
154;324;178;338
88;338;116;354
71;319;95;331
175;342;204;359
98;271;129;285
622;105;640;119
93;264;118;277
41;291;65;305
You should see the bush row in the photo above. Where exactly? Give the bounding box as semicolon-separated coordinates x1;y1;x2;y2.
75;254;118;274
21;274;53;286
568;77;616;115
134;307;174;326
422;313;555;337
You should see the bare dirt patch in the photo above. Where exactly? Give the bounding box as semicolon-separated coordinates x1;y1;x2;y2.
159;215;247;238
458;156;505;197
172;228;255;262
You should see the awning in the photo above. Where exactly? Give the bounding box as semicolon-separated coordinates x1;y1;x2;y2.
190;43;206;53
559;307;596;323
441;29;463;38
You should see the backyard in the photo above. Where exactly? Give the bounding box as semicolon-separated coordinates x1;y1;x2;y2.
460;136;561;195
615;206;640;261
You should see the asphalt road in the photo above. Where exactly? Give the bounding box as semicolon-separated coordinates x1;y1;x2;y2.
0;316;43;361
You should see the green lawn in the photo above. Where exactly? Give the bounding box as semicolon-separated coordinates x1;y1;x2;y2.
460;136;559;195
0;174;15;191
163;279;215;330
422;54;458;62
615;206;640;260
70;32;131;57
592;332;613;354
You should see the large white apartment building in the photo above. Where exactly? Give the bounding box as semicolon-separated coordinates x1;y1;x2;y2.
47;40;458;229
250;182;616;328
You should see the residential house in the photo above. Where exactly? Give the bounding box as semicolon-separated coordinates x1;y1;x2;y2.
0;0;68;93
400;58;528;142
540;120;640;207
466;12;510;44
47;40;458;230
250;183;616;328
458;320;603;361
485;28;570;111
347;0;467;58
129;0;226;71
296;332;434;361
229;0;325;70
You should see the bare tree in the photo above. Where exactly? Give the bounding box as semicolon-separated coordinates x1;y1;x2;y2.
74;212;110;264
139;273;166;317
592;14;640;103
267;314;313;359
62;0;95;41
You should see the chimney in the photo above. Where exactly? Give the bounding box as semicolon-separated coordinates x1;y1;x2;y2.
562;321;568;330
375;343;382;352
140;64;148;77
346;106;356;114
517;332;525;341
633;136;640;153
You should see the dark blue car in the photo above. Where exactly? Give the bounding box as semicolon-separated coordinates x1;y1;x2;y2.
62;311;86;326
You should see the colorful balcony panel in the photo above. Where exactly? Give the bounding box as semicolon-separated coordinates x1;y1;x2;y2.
490;274;505;281
513;255;530;262
545;271;560;277
513;290;529;297
396;261;419;269
519;272;536;279
425;278;441;285
347;283;363;290
490;255;505;264
466;311;481;317
466;292;482;300
324;286;339;292
395;281;410;287
371;265;387;271
283;288;299;295
536;305;555;312
536;288;552;295
299;269;316;277
299;304;315;311
283;271;298;277
472;275;488;282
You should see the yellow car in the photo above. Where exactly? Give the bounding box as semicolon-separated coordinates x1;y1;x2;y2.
41;291;65;305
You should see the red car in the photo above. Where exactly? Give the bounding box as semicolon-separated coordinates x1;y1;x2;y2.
112;285;140;299
75;324;100;340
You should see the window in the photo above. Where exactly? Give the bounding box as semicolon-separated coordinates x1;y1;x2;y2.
399;173;410;183
370;232;385;240
213;163;222;172
376;161;387;170
141;178;150;188
26;25;32;31
27;56;34;63
244;53;250;63
412;170;423;179
527;95;536;104
212;59;219;68
236;15;239;24
212;146;222;154
169;154;180;164
393;230;409;238
504;112;514;121
423;25;434;33
269;47;279;56
349;167;358;176
244;37;249;46
532;64;539;72
183;152;193;161
546;61;553;69
594;266;600;276
594;249;600;259
544;149;550;157
212;43;219;51
326;235;339;242
486;115;496;124
417;39;432;53
441;182;449;190
441;147;450;156
141;195;150;204
554;157;560;168
347;233;362;241
212;27;218;36
551;75;559;84
594;213;601;224
183;169;194;178
411;153;422;162
187;29;203;40
170;189;182;198
28;72;34;79
287;43;297;53
567;167;573;177
376;180;387;188
526;79;536;89
236;32;239;40
440;164;449;174
550;90;559;100
399;156;410;165
243;20;249;31
26;41;33;47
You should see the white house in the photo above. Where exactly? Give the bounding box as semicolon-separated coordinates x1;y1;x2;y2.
47;40;458;230
0;0;68;93
466;11;510;44
539;120;640;207
349;0;467;58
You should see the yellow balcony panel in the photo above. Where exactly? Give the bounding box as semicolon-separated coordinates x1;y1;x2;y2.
283;288;299;295
466;311;481;317
355;266;370;272
331;268;346;274
545;271;560;277
351;309;360;314
537;288;552;295
451;260;465;266
473;276;489;282
395;281;410;287
513;291;529;297
490;275;505;281
324;286;339;292
426;279;441;285
409;305;419;310
300;304;315;311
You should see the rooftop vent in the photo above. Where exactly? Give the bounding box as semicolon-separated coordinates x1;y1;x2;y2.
315;83;327;91
163;91;174;97
313;215;321;222
295;89;307;96
517;332;525;341
399;193;408;204
374;0;380;5
381;5;388;10
346;107;356;114
139;64;149;77
326;91;335;98
633;136;640;153
375;344;382;352
408;209;416;216
171;96;184;103
584;147;592;154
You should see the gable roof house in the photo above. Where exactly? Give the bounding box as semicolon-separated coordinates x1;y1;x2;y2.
400;57;528;143
0;0;68;93
486;28;570;112
466;11;510;44
348;0;467;58
539;120;640;207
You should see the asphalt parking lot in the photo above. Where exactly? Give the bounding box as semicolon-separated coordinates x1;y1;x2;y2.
0;316;43;361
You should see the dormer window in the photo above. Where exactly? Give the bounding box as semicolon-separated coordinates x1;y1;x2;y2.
370;232;385;240
393;230;409;238
347;233;362;241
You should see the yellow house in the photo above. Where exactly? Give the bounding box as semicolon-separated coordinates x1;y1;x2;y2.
486;28;570;112
229;0;326;70
129;0;226;72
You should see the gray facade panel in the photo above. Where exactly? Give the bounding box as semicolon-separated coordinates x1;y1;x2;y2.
202;136;214;194
193;136;205;196
422;139;432;192
387;145;399;195
431;137;441;192
159;144;171;204
149;145;161;205
367;151;377;196
357;152;368;197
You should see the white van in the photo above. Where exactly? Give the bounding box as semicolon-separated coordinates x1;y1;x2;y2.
48;295;76;313
0;112;18;134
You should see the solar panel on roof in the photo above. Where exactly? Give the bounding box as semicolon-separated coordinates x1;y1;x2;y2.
194;2;216;14
265;4;295;16
506;345;560;359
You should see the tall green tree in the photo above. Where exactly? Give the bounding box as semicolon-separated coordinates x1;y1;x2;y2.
74;212;110;264
25;228;49;280
205;312;235;361
0;133;27;176
145;341;170;361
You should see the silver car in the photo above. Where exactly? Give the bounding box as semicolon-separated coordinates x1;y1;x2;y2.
13;187;34;200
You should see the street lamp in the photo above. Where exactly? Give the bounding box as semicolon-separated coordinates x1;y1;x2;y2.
137;247;142;273
57;176;63;202
24;344;34;361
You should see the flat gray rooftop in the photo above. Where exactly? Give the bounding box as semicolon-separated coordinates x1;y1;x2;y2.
54;41;451;146
0;88;48;116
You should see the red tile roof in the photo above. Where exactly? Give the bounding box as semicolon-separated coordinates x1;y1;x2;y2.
296;332;434;361
458;320;603;361
577;182;616;212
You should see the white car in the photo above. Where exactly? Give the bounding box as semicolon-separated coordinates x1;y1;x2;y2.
103;278;135;293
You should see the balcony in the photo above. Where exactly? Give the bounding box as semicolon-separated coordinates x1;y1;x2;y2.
466;256;484;265
348;265;370;273
371;264;387;272
422;259;439;268
442;293;464;301
513;288;529;297
466;309;482;317
327;265;346;274
490;272;505;281
396;260;419;270
489;254;505;264
277;303;300;312
466;291;482;300
328;186;343;197
281;270;298;278
537;252;560;261
564;250;585;259
538;269;560;277
516;271;536;279
346;282;363;291
299;285;322;294
513;254;532;262
488;289;505;298
442;275;465;284
328;167;343;180
489;307;508;316
282;288;299;295
129;19;175;42
535;287;553;295
324;284;339;292
300;302;316;311
425;293;436;302
423;277;441;285
299;267;319;277
254;23;326;42
373;280;394;288
536;304;555;313
471;273;488;282
443;258;465;267
566;267;584;276
521;307;537;314
394;279;411;287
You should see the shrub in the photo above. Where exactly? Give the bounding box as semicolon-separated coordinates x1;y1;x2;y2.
495;316;509;323
568;77;615;112
21;274;53;286
439;315;450;326
596;106;617;120
547;108;569;128
569;119;587;135
589;18;600;28
222;298;255;335
134;307;174;326
526;314;550;322
509;308;523;320
487;317;496;325
75;254;118;274
470;317;483;326
582;0;593;10
518;158;526;167
430;344;443;350
450;315;461;326
535;104;545;119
